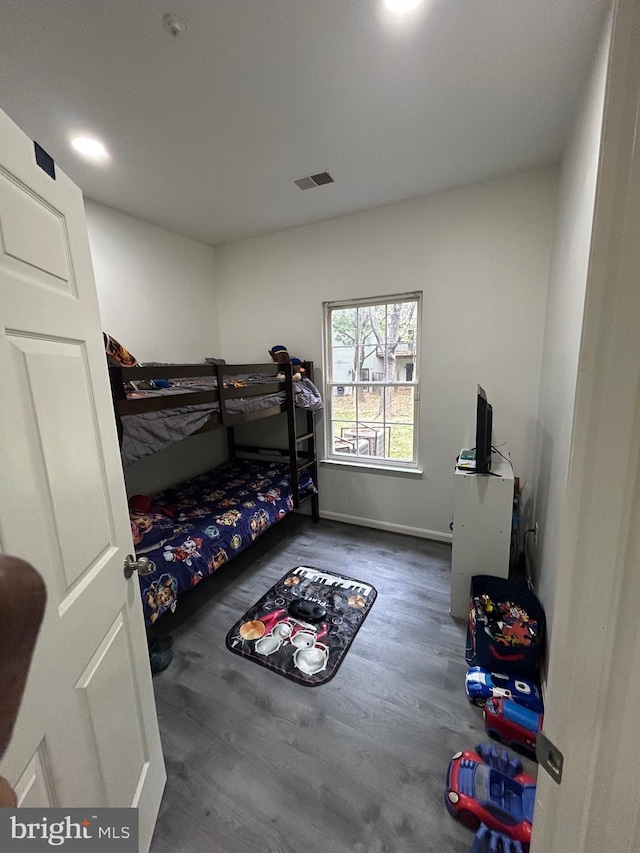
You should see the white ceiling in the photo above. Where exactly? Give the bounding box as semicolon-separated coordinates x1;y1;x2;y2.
0;0;610;246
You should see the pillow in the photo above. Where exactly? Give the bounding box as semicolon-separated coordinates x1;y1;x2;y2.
130;510;178;553
129;496;177;551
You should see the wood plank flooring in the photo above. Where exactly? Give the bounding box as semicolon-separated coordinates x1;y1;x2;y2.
149;517;535;853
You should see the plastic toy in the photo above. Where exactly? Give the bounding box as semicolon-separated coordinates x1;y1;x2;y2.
445;743;535;848
288;598;326;623
466;576;546;677
268;345;305;380
483;696;542;757
470;823;525;852
465;666;543;713
472;595;539;647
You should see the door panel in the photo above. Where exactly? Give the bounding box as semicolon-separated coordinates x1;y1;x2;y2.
0;167;74;291
8;333;114;589
0;107;165;851
7;335;113;589
14;745;56;808
76;614;147;808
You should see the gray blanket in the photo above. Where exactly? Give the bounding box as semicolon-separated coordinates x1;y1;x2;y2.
121;375;323;467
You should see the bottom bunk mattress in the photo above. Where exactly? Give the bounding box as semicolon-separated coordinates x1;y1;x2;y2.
129;459;316;626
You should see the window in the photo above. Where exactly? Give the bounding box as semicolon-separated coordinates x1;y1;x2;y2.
323;292;421;468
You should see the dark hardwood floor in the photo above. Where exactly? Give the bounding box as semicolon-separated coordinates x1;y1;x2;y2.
149;517;535;853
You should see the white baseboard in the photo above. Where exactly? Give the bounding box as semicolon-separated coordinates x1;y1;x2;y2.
319;510;452;544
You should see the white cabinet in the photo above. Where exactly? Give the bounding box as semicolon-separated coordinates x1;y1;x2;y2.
450;455;514;619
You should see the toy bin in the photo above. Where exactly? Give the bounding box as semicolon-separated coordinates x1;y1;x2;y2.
465;575;545;677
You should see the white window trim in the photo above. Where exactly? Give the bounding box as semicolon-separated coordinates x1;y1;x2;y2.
322;291;422;471
321;459;424;477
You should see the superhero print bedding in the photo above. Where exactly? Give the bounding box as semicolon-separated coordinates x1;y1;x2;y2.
130;459;316;626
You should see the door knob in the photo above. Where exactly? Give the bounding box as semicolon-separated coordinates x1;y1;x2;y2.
123;554;156;579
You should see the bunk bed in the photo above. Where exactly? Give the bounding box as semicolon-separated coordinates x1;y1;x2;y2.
109;360;321;626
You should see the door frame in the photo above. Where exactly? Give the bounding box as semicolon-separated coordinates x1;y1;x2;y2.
532;0;640;850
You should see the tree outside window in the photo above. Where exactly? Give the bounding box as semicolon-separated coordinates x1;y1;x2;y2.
324;293;421;467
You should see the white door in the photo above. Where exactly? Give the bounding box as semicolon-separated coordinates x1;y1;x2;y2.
531;0;640;850
0;108;165;849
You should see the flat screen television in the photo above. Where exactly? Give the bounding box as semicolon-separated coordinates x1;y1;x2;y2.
475;385;493;474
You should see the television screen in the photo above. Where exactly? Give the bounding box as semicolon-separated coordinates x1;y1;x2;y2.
475;385;492;474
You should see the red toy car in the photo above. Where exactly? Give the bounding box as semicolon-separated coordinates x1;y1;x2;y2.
445;747;536;847
484;696;542;757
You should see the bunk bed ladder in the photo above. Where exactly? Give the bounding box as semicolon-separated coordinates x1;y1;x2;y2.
297;361;320;523
283;362;300;509
285;362;320;522
301;403;320;523
215;360;319;523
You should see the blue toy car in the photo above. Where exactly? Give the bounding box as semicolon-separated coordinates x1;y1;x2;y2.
445;744;536;848
465;666;543;713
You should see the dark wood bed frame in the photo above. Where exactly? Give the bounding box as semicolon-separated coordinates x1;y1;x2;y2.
108;360;320;522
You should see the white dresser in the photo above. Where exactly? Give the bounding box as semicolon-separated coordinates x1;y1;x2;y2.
450;455;514;619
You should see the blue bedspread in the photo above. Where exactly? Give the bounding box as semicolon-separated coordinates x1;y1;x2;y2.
130;459;315;625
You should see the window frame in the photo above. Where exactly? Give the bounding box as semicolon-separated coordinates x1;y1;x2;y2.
322;291;422;471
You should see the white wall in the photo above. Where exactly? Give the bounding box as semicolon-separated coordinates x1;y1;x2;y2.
531;23;609;633
122;430;227;497
85;200;226;493
85;200;222;362
216;168;558;539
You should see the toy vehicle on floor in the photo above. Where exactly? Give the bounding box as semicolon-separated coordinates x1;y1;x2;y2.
445;744;536;848
483;696;542;757
465;666;543;713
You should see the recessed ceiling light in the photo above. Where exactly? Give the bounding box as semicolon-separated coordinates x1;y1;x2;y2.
384;0;422;12
70;136;109;161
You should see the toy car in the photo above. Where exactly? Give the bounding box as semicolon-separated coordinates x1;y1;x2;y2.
465;666;543;713
484;696;542;757
445;746;536;847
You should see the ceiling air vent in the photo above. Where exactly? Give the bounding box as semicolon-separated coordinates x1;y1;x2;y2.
294;176;317;190
294;171;334;190
310;171;334;186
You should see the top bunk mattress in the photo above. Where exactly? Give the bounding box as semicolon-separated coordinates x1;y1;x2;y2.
121;374;323;466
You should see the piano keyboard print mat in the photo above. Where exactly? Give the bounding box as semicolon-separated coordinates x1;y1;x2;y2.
225;565;377;686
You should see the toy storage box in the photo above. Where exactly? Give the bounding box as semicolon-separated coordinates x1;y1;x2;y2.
465;575;546;677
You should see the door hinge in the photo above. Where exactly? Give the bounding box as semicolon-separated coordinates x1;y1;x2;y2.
537;730;564;784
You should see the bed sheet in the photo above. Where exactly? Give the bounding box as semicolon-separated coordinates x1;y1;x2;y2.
121;375;323;466
132;459;316;626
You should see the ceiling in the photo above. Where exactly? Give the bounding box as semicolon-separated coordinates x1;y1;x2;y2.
0;0;610;246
